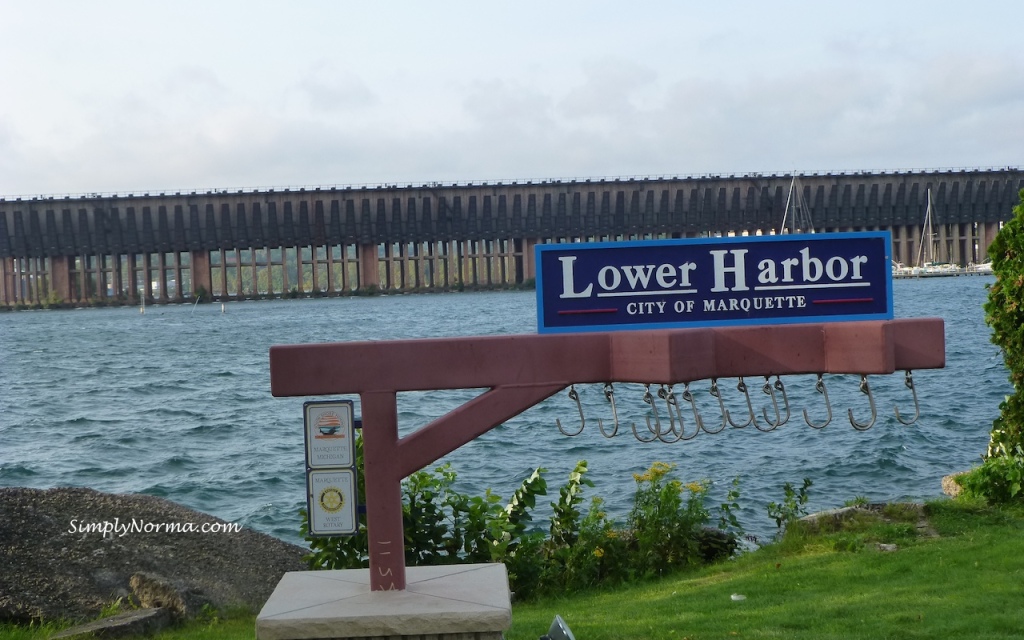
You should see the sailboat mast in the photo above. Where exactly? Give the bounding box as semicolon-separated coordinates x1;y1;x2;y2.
780;174;814;234
780;176;795;234
915;188;934;268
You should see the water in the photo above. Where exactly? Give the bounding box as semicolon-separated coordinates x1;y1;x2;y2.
0;277;1011;545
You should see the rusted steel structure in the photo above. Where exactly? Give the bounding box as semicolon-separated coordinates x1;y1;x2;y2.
1;168;1021;306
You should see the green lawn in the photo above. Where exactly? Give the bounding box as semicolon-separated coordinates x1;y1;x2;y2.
5;500;1022;640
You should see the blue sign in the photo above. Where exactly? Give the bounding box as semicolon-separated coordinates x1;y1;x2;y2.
535;232;893;333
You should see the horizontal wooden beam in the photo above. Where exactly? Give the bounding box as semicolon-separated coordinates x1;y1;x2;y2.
270;319;945;397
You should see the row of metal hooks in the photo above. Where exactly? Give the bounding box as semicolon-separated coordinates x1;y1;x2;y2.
555;371;920;442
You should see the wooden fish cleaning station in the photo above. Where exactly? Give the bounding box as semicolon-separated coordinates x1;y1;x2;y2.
256;317;945;639
257;232;945;638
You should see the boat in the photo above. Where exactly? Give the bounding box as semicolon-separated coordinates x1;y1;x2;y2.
967;261;994;275
893;189;974;278
892;260;913;277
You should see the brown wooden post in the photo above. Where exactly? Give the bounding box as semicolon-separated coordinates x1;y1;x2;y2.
359;390;405;590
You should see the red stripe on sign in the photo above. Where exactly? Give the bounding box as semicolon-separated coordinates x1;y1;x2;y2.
812;298;874;304
558;308;618;315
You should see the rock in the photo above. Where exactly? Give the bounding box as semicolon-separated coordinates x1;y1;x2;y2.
129;572;211;619
695;526;739;562
0;487;307;624
942;471;968;497
49;608;172;639
799;505;862;531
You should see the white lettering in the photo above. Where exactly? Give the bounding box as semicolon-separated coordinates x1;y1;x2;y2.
558;256;592;299
597;266;621;291
800;247;823;282
656;263;677;288
825;256;848;280
627;301;666;315
678;262;697;287
66;518;242;537
621;265;656;290
710;250;749;292
757;259;778;284
850;255;867;279
781;257;799;282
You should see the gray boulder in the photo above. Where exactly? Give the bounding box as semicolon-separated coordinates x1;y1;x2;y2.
0;487;306;623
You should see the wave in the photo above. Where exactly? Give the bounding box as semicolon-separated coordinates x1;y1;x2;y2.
0;464;37;480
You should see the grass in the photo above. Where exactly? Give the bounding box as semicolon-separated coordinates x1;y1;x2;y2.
509;499;1024;639
3;499;1022;640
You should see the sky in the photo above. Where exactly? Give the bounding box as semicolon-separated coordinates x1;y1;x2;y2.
1;1;1022;197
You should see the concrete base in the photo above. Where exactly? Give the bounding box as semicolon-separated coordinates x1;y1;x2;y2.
256;563;511;640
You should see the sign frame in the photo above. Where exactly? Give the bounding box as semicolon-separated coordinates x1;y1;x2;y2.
303;400;356;469
306;468;359;536
535;231;893;334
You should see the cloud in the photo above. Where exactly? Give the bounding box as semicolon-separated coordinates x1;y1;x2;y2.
293;64;378;114
3;5;1023;197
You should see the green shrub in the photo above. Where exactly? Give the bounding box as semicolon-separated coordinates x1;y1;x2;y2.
301;459;547;571
626;462;714;575
300;456;742;601
984;188;1024;459
955;447;1024;504
766;477;813;533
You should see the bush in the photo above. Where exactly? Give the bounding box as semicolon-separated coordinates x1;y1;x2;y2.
626;462;713;575
300;454;742;600
766;477;813;532
984;188;1024;459
956;446;1024;504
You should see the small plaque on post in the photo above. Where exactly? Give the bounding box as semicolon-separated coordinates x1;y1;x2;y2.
304;400;355;469
307;468;358;536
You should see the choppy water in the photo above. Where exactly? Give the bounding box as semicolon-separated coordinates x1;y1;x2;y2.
0;276;1010;545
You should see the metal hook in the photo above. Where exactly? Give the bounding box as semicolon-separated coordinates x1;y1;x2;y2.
597;382;620;437
803;373;833;429
632;384;661;443
705;379;729;434
725;377;756;428
643;384;664;434
681;382;716;435
556;384;586;436
654;389;684;443
658;384;699;442
848;374;877;431
757;375;784;432
772;376;792;426
657;384;683;437
894;370;920;425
